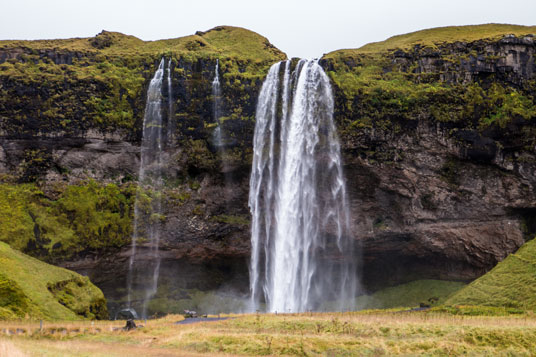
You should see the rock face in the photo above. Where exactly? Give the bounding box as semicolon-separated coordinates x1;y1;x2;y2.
343;121;531;289
326;29;536;289
1;25;536;314
392;35;535;85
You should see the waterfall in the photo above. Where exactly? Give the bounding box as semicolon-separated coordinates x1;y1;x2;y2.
213;59;223;148
249;59;358;313
166;58;174;143
126;58;166;318
212;59;233;206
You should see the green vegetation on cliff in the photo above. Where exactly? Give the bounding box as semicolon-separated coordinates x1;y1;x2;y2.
323;24;536;155
0;242;107;320
445;238;536;310
0;26;284;65
0;26;285;134
0;180;135;259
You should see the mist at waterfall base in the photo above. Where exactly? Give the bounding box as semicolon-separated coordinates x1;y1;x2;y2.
249;60;360;313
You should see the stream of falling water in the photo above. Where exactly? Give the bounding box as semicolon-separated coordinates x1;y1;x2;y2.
213;59;223;148
166;58;174;142
249;59;358;313
126;58;166;318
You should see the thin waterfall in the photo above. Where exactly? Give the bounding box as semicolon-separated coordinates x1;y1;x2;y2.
166;58;174;143
212;59;233;206
249;60;358;313
126;58;166;318
213;59;223;148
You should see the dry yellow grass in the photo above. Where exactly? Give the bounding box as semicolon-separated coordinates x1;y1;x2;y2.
2;312;536;356
0;340;27;357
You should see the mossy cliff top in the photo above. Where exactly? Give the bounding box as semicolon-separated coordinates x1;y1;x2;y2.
0;26;286;68
325;23;536;57
0;241;107;320
0;26;286;136
321;24;536;159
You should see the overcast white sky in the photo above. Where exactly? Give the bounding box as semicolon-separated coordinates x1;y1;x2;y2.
1;0;535;58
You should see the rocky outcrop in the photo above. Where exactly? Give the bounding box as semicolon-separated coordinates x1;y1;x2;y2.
392;35;535;85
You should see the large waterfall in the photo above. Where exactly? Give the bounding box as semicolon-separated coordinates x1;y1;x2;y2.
249;59;358;313
126;58;166;318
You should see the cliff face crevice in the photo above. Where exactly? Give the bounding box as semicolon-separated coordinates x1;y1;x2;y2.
1;26;536;313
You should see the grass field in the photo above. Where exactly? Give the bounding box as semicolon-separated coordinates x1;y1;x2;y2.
1;310;536;356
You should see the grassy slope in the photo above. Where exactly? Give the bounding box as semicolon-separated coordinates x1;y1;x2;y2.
356;279;465;309
0;242;107;320
326;23;536;57
0;26;287;82
0;25;285;59
446;238;536;310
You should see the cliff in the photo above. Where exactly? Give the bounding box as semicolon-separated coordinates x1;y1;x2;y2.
323;24;536;289
0;24;535;315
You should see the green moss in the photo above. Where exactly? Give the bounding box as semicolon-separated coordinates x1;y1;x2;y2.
474;83;536;128
166;190;191;203
0;242;107;320
18;149;53;183
0;273;36;318
0;180;135;259
185;139;217;172
445;238;536;310
192;205;204;216
324;25;536;144
54;180;135;250
354;280;466;309
47;276;108;320
0;26;285;134
326;54;462;134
